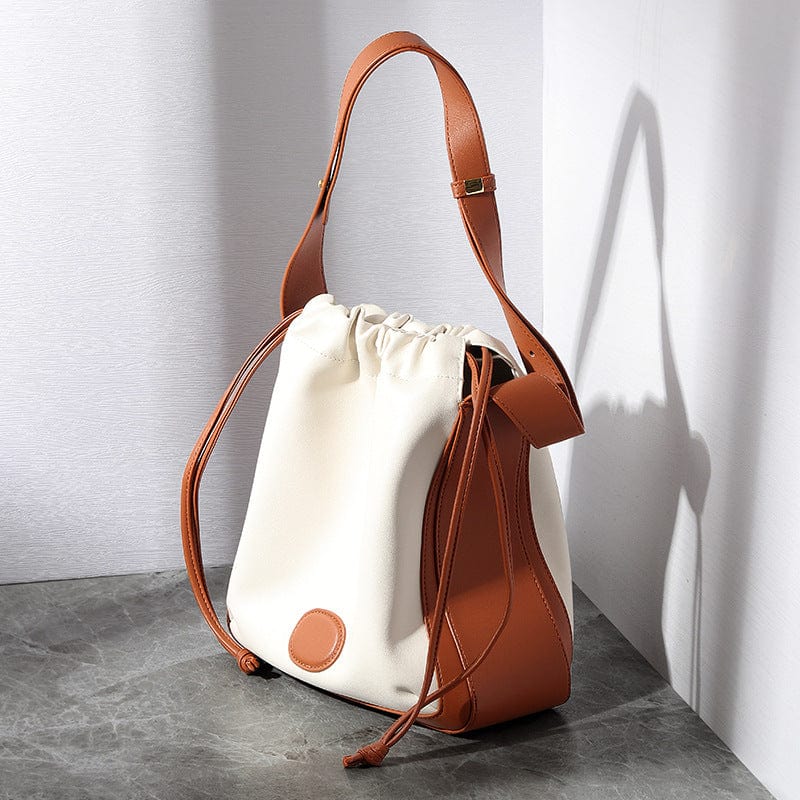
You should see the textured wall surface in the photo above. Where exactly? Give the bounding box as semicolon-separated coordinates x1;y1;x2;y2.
0;1;542;583
543;2;800;798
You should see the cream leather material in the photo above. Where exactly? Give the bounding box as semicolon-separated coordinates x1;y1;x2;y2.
227;294;572;712
529;446;574;628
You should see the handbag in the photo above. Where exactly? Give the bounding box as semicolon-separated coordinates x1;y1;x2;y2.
181;31;584;768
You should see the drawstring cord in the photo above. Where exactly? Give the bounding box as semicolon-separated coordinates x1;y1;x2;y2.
182;312;301;671
343;348;516;767
184;331;517;769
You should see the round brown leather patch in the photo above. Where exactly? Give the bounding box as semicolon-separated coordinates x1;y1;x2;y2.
288;608;346;672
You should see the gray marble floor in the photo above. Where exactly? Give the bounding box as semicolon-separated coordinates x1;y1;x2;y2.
0;568;772;800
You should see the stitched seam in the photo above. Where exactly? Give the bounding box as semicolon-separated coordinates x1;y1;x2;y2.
289;335;359;364
324;37;431;244
316;40;568;395
423;410;468;721
333;42;462;203
524;335;562;382
493;381;583;445
334;42;481;196
184;413;248;658
443;64;507;322
486;426;514;597
446;66;510;336
290;335;463;382
448;74;506;299
514;435;571;683
440;65;459;180
452;193;565;385
442;68;529;395
420;431;450;720
288;609;346;671
181;322;292;663
183;444;228;646
316;218;325;293
433;415;478;727
493;394;539;445
459;200;565;386
443;61;490;172
521;446;573;646
476;421;518;726
435;400;485;728
331;43;567;394
433;407;477;725
446;604;478;729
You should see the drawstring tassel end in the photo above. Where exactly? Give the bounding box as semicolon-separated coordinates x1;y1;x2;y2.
342;741;389;768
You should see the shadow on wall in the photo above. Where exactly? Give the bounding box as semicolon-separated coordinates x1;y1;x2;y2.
566;89;711;707
205;2;327;555
703;3;799;739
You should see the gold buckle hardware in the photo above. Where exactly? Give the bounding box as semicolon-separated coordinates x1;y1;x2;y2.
464;177;485;195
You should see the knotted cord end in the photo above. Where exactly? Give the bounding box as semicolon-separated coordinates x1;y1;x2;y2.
342;741;389;768
236;650;261;674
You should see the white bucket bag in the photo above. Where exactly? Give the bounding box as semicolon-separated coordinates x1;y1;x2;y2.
181;31;584;768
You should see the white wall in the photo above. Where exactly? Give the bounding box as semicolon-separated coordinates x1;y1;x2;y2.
0;1;542;583
544;2;800;798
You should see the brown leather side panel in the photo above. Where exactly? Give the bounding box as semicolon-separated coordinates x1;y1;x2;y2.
492;371;584;448
420;401;573;733
418;408;475;732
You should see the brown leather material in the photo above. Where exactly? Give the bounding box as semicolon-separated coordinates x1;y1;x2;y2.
181;31;585;770
344;348;511;766
492;371;585;448
281;31;499;317
180;312;300;673
344;346;575;767
461;405;572;728
182;321;572;753
288;609;346;673
450;173;497;198
419;406;475;732
420;400;572;734
277;30;585;423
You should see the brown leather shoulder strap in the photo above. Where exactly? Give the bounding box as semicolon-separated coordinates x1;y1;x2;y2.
280;31;497;315
278;31;582;427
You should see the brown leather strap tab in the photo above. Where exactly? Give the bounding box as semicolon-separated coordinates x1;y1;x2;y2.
492;372;585;448
450;173;496;199
278;31;583;433
180;312;300;672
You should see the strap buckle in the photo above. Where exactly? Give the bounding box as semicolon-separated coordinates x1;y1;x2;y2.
464;177;485;195
451;174;495;199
